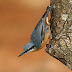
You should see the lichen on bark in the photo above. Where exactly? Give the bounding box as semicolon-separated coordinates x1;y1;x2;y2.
46;0;72;70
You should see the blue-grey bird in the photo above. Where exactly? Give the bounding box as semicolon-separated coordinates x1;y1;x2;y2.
18;6;51;57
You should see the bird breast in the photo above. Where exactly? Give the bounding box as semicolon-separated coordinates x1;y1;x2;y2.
40;27;51;48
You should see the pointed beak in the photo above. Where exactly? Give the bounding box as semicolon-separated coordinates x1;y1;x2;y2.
18;52;24;57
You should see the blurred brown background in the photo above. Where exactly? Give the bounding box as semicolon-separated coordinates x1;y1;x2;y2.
0;0;71;72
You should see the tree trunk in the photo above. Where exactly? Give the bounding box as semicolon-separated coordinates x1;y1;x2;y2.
46;0;72;70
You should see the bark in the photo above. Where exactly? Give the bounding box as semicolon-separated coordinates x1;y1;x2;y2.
46;0;72;70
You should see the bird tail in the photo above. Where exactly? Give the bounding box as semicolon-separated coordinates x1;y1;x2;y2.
46;6;51;17
42;6;51;18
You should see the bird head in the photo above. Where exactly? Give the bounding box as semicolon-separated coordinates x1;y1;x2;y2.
18;41;35;57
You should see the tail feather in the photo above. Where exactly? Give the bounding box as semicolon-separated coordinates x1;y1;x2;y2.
46;6;51;17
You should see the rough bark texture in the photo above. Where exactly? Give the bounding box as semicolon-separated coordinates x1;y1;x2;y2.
46;0;72;70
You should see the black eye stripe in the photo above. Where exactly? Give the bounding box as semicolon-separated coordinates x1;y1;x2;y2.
23;46;35;53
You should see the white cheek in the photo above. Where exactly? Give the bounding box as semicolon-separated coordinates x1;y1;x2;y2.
24;48;35;54
29;48;35;52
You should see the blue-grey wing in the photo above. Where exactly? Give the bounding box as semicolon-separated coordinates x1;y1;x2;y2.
31;31;41;49
31;19;45;49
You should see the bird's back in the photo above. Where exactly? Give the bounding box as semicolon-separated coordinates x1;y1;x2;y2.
31;14;47;49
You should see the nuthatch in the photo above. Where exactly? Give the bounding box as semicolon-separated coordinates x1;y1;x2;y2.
18;6;51;57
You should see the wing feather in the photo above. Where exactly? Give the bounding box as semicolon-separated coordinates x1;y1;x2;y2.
31;19;45;49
